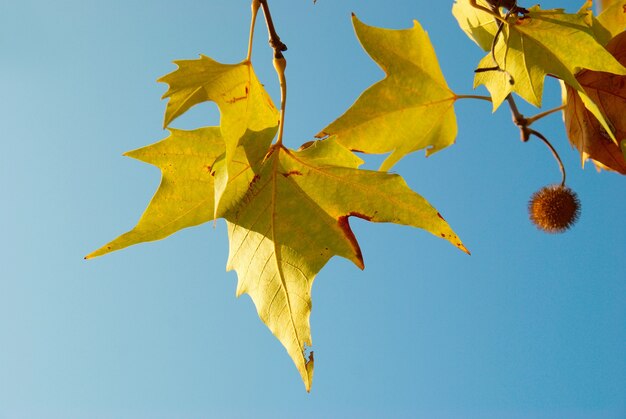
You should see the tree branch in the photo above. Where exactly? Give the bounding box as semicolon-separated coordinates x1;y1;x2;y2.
259;0;287;58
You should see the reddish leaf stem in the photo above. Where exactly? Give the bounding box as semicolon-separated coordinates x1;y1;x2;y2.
259;0;287;58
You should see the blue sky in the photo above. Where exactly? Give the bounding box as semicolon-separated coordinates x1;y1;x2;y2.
1;0;625;417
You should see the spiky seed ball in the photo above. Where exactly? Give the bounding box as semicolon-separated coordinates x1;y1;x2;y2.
528;185;580;233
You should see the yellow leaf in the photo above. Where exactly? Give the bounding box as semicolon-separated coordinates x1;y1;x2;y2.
317;15;458;171
225;139;469;391
90;41;469;393
158;56;278;137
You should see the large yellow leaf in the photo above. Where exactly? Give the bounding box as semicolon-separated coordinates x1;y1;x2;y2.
317;15;458;172
224;139;469;391
90;21;470;392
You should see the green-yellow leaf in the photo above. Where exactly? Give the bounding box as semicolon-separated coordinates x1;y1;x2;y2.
86;128;224;259
91;38;468;393
224;139;469;391
317;15;458;172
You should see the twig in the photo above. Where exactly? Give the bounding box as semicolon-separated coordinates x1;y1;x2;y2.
526;105;566;125
505;94;567;185
506;94;530;140
259;0;287;58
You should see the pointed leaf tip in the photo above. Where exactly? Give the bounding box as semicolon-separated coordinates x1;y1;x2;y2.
305;351;314;392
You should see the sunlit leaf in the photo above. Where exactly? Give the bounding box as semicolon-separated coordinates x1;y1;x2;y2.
90;18;471;392
224;139;469;391
318;15;458;171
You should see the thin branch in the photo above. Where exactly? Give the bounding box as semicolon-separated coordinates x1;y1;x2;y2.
259;0;287;58
526;105;566;125
505;94;530;141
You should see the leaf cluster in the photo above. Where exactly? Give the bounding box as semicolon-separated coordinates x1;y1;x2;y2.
88;14;469;391
88;0;626;391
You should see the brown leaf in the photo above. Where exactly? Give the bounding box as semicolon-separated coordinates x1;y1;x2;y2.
564;31;626;175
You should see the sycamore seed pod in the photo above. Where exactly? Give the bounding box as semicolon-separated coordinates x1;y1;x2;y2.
528;185;581;233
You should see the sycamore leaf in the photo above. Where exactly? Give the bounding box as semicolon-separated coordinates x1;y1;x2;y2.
317;15;458;172
86;128;225;259
224;139;469;391
90;22;469;392
563;31;626;174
